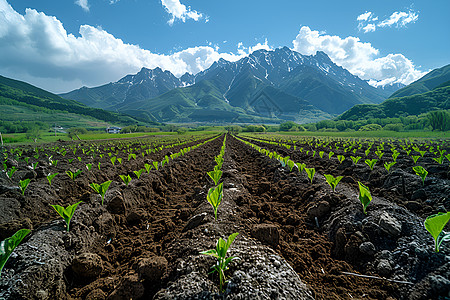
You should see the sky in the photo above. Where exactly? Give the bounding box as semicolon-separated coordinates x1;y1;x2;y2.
0;0;449;93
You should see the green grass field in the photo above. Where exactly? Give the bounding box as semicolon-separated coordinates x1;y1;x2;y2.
246;130;450;139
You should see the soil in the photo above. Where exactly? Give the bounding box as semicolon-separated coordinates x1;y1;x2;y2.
0;134;449;299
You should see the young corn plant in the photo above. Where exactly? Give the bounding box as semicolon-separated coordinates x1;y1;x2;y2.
319;151;324;158
111;156;117;166
207;170;223;185
207;182;224;220
384;162;396;173
152;161;159;171
305;167;315;184
133;169;145;179
200;232;239;293
287;160;295;172
432;155;444;165
337;155;345;164
424;212;450;252
412;166;428;186
19;179;31;195
144;163;153;174
324;174;343;192
0;229;31;278
412;155;420;164
86;163;92;171
296;163;306;173
90;181;112;205
6;167;17;179
50;201;82;232
328;152;334;159
47;173;58;186
119;174;132;186
350;156;361;165
365;159;377;170
358;182;372;214
66;169;82;181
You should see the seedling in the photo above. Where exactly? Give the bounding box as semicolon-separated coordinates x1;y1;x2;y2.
207;169;223;185
358;181;372;214
384;162;396;173
66;169;82;180
305;167;315;184
110;156;117;167
319;151;324;158
200;232;239;293
392;151;400;162
350;156;361;165
412;155;420;164
133;168;145;179
144;163;153;174
86;163;92;171
6;167;16;179
19;179;31;195
117;157;123;165
119;174;132;186
424;212;450;252
89;181;112;205
445;154;450;163
152;161;159;170
364;159;377;170
375;150;384;160
68;158;74;164
0;229;31;278
328;152;334;159
51;159;58;167
412;166;428;186
337;155;345;164
47;173;58;186
50;201;82;232
215;156;224;169
296;163;306;173
207;182;224;220
432;156;444;165
287;160;295;172
97;162;101;170
324;174;343;192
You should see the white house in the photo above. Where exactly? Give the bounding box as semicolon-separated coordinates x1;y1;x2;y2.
106;126;121;134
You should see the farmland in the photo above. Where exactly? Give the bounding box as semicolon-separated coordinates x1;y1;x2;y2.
0;133;449;299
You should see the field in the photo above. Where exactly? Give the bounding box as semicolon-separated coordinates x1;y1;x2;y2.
0;133;449;299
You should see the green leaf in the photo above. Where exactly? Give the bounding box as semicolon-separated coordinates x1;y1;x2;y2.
350;156;361;165
89;181;112;205
133;169;145;179
358;182;372;214
412;166;428;186
324;174;343;192
364;159;377;170
0;229;31;278
207;182;224;220
305;167;315;184
384;161;396;173
47;173;58;186
119;174;132;186
207;169;223;185
50;201;82;232
424;212;450;252
19;178;31;195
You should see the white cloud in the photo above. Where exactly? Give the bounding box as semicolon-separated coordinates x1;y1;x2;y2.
75;0;89;12
292;26;426;86
0;0;242;92
357;10;419;33
378;11;418;28
160;0;203;25
357;11;373;22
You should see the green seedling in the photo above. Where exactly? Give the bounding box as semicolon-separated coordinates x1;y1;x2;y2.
31;162;38;170
412;166;428;186
328;152;334;159
77;157;82;162
0;229;31;278
432;156;444;164
152;161;159;170
47;173;58;186
86;163;92;171
207;182;224;220
89;181;112;205
358;181;372;214
66;169;82;180
445;154;450;163
133;168;145;179
392;151;400;162
200;232;239;293
24;157;30;164
424;212;450;252
384;162;396;173
119;174;132;186
312;150;316;158
364;159;378;170
19;179;31;195
50;201;82;232
324;174;343;192
128;153;136;161
51;160;58;167
305;167;315;184
337;155;345;164
287;160;295;172
117;157;123;165
350;156;361;165
365;149;370;156
68;158;74;164
419;150;426;157
375;150;384;159
215;156;224;169
144;163;153;174
319;151;324;158
296;163;306;173
97;162;101;170
207;169;223;185
6;167;17;179
412;155;420;164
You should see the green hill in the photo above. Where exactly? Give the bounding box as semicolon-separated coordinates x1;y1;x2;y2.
0;76;153;125
389;64;450;98
338;85;450;121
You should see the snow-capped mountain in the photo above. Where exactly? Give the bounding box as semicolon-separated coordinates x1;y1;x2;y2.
60;47;403;123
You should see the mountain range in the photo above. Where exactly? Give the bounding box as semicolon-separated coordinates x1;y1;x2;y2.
61;47;403;123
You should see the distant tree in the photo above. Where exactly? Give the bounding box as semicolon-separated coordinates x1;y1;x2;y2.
358;124;383;131
26;127;41;142
67;127;88;140
427;110;450;131
279;121;299;131
177;127;188;134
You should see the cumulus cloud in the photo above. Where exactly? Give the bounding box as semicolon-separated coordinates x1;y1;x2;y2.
160;0;203;25
75;0;89;12
0;0;242;92
357;10;418;33
292;26;426;86
237;39;272;56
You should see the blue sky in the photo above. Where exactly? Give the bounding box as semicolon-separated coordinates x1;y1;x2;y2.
0;0;449;93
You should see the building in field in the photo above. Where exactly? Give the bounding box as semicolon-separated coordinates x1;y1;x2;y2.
106;126;121;134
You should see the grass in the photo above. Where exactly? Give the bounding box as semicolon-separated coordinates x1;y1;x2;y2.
248;130;450;139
